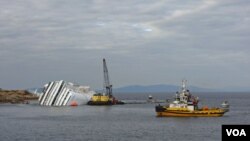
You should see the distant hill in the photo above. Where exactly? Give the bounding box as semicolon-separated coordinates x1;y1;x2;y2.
112;84;215;93
218;86;250;92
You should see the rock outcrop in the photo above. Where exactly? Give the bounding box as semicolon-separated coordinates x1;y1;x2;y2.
0;89;38;104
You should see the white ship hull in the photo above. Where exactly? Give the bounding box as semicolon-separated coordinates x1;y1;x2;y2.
39;80;95;106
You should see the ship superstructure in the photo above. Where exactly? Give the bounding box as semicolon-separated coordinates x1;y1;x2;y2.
39;80;95;106
168;80;199;111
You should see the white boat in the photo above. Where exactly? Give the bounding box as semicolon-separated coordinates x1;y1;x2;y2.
39;80;95;106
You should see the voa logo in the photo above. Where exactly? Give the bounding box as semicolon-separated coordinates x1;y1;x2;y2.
226;129;246;136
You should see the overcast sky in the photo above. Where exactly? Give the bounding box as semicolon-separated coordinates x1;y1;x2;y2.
0;0;250;90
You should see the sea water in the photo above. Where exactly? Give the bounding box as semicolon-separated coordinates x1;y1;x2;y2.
0;92;249;141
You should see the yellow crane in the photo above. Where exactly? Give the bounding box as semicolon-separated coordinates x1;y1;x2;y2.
88;59;116;105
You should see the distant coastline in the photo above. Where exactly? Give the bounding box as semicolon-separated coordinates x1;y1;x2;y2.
111;84;250;93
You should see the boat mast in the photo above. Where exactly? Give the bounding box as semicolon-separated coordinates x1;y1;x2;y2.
103;58;112;97
181;79;187;92
179;80;189;103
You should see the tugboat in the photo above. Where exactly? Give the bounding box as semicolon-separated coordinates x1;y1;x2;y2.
155;80;229;117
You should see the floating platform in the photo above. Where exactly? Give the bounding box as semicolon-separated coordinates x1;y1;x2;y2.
87;93;125;105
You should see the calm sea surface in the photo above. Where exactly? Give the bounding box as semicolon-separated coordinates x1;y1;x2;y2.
0;92;250;141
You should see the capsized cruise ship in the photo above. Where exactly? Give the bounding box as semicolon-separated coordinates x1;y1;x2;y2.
39;80;96;106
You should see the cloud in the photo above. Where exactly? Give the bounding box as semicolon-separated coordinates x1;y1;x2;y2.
167;0;216;20
0;0;250;89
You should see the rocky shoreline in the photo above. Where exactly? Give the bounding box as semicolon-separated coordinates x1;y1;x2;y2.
0;89;38;104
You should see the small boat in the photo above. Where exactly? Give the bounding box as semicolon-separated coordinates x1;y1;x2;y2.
147;95;154;103
155;80;229;117
221;101;230;112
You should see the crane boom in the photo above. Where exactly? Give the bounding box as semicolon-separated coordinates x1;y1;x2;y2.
103;58;112;96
